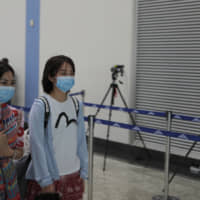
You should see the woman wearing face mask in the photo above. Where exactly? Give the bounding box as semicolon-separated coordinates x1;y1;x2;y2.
0;58;24;200
25;55;88;200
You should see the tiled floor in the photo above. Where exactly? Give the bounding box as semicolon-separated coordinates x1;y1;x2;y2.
83;153;200;200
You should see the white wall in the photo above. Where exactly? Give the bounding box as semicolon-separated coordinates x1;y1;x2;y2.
0;0;136;144
0;0;26;106
40;0;136;144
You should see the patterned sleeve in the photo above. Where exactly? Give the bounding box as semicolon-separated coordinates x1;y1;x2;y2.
11;107;24;149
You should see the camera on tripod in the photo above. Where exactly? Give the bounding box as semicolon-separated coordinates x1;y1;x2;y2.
110;65;124;81
95;64;143;171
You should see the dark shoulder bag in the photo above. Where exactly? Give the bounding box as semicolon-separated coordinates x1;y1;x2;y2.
71;96;80;117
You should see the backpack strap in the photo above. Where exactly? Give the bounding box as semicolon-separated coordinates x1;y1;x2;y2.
71;96;79;118
38;96;50;129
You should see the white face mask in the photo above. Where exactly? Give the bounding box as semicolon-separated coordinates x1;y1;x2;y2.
56;76;75;93
0;86;15;103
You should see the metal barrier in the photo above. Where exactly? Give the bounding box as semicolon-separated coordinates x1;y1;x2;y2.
152;112;179;200
12;92;200;200
165;112;172;200
84;108;200;200
88;115;95;200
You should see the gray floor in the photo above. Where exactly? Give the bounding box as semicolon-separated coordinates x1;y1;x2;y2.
83;153;200;200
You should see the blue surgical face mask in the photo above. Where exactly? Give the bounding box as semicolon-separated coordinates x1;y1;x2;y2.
56;76;75;93
0;86;15;103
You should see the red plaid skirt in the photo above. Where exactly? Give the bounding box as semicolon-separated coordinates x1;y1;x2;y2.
25;171;84;200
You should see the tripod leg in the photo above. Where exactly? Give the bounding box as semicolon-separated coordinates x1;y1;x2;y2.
95;86;112;117
85;85;111;135
103;86;116;171
103;107;113;171
116;86;151;159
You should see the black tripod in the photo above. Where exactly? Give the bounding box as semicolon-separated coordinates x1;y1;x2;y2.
94;66;151;171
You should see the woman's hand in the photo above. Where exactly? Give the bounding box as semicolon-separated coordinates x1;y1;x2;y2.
41;184;56;193
0;130;13;157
